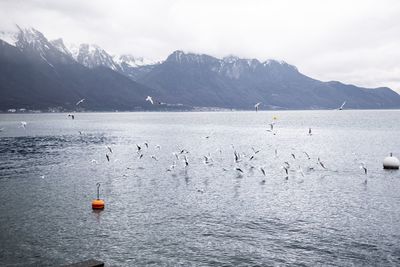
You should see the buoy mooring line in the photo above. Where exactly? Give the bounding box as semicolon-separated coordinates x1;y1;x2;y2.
92;183;105;210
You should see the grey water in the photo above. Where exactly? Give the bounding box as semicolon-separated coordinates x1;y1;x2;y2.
0;110;400;266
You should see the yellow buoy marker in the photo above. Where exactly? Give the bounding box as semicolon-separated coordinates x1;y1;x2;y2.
92;183;105;210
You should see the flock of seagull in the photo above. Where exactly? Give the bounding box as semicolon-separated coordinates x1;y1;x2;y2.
3;96;371;187
96;97;368;186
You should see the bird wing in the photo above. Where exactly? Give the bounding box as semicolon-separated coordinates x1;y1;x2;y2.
146;96;154;104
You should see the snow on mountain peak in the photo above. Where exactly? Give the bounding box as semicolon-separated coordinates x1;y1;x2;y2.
50;38;71;56
0;30;18;46
0;26;47;48
114;54;158;68
72;43;120;71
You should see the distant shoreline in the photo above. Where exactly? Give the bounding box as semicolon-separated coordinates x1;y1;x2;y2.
1;108;400;114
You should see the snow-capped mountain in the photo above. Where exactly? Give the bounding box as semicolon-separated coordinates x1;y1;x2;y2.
69;43;120;71
1;27;400;111
163;50;299;80
114;54;158;68
0;30;18;47
0;26;156;77
0;26;160;112
0;26;75;66
50;38;72;57
135;50;400;109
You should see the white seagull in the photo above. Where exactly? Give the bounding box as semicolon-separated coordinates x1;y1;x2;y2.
76;98;85;106
254;102;261;112
338;101;346;110
145;96;154;105
20;121;27;129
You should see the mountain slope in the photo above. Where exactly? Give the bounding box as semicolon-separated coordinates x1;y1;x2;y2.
0;29;159;111
134;51;400;109
1;27;399;111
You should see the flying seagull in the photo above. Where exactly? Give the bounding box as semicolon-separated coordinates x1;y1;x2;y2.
76;98;85;106
297;166;305;177
20;121;27;129
106;146;113;153
145;96;154;105
318;157;327;169
268;123;275;131
260;167;266;176
254;102;261;112
203;155;212;165
281;165;289;176
235;167;244;173
338;101;346;110
359;162;368;175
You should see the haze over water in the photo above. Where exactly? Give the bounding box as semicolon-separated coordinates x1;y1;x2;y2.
1;110;400;266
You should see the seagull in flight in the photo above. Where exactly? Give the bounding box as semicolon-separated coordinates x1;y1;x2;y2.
136;144;142;152
281;165;289;176
338;101;346;110
297;166;305;177
254;102;261;112
359;162;368;175
145;96;154;105
106;146;113;153
76;98;85;106
234;151;241;163
260;167;266;176
20;121;27;129
183;155;189;167
268;123;275;131
318;157;327;169
235;167;244;173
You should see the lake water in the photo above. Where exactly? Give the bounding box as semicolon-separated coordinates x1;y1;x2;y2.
0;110;400;266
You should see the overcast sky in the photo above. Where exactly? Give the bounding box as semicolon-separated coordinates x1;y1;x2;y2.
1;0;399;92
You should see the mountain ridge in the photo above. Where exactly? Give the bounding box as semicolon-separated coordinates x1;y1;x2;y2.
0;26;399;111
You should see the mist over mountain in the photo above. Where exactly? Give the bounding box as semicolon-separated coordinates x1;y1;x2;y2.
0;27;399;112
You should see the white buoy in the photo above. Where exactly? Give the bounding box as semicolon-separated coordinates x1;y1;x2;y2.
383;153;400;170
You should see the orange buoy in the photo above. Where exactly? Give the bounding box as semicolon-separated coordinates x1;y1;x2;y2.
92;183;105;210
92;199;105;209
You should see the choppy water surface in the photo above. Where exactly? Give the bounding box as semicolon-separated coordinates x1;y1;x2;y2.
0;110;400;266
